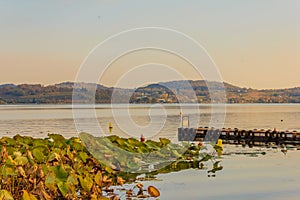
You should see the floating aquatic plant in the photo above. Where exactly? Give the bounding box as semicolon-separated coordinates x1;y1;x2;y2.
0;133;223;199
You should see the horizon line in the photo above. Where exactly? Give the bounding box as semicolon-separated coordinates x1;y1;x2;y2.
0;79;300;91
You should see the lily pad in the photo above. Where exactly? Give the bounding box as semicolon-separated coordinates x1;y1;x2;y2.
32;148;46;163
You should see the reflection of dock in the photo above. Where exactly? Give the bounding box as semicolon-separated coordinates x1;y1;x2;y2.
178;127;300;146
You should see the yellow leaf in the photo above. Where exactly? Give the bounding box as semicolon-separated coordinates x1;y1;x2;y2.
94;171;102;186
0;190;14;200
22;190;38;200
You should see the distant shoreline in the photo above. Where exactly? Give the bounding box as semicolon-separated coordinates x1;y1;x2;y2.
1;80;300;104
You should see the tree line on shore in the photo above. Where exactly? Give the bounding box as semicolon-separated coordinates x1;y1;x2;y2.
1;80;300;104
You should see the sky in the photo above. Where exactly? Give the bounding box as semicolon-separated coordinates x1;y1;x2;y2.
0;0;299;89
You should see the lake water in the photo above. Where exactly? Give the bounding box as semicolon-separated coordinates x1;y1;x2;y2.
0;104;300;199
1;104;300;139
152;147;300;200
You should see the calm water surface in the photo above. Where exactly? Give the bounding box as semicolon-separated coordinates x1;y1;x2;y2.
152;147;300;200
0;104;299;199
1;104;300;139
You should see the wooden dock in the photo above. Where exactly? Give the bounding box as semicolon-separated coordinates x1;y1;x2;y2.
178;127;300;146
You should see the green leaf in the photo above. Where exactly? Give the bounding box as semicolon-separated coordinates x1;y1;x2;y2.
5;156;16;166
13;151;22;157
3;137;16;145
145;141;161;151
67;173;78;186
32;139;47;147
22;190;37;200
0;189;14;200
48;152;61;162
71;141;84;152
49;165;68;182
1;165;17;176
79;152;89;163
45;172;57;192
32;148;46;163
57;181;68;197
137;146;149;154
127;138;141;146
104;166;114;174
115;138;126;146
13;135;32;145
107;135;119;142
48;134;65;142
159;138;171;146
79;175;93;192
14;156;29;166
48;134;66;148
0;137;8;145
6;146;18;156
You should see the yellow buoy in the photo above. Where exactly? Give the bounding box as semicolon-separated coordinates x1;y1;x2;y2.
109;122;113;133
216;139;223;157
217;139;223;148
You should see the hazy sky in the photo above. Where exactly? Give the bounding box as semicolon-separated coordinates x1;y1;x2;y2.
0;0;299;89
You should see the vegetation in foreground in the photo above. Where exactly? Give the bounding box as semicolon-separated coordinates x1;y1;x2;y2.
0;133;223;199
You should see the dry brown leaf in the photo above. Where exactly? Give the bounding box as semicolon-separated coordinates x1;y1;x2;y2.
116;176;125;186
148;185;160;197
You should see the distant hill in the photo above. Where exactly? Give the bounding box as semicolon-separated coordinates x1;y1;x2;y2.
130;80;300;103
0;84;16;88
0;81;300;104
